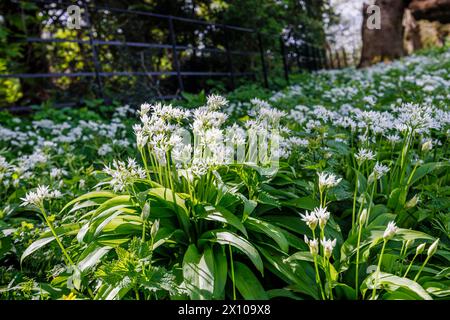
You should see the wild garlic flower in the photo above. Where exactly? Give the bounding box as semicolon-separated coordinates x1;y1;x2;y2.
304;235;319;256
354;148;376;164
385;133;401;144
395;103;436;134
383;221;398;240
103;158;146;192
313;206;330;230
300;210;319;231
320;237;337;259
21;185;60;207
317;172;342;192
368;162;390;183
206;94;228;111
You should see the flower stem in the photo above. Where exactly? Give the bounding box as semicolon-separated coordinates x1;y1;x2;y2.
403;252;418;278
414;256;430;282
354;221;364;300
371;240;387;300
39;205;74;266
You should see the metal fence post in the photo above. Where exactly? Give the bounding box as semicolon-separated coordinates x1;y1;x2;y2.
83;1;104;100
168;16;184;93
257;32;269;88
279;35;289;84
223;26;235;90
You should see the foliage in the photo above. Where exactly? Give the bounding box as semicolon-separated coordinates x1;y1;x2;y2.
0;47;449;300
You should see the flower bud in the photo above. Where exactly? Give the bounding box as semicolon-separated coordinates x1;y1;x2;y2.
416;243;426;255
151;219;160;239
427;239;439;257
421;140;433;152
405;194;419;209
405;239;414;250
141;202;150;220
359;208;368;225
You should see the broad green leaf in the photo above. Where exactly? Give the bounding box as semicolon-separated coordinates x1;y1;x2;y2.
21;237;55;264
361;272;432;300
233;262;268;300
245;217;289;252
61;191;117;213
182;244;214;300
201;205;247;237
213;246;227;299
78;245;112;272
266;289;303;300
409;162;449;186
282;196;319;211
200;230;263;274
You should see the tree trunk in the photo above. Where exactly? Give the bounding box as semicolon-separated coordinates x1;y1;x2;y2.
404;9;423;54
359;0;408;68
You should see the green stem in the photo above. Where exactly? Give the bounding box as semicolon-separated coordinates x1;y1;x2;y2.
229;245;236;300
354;222;364;300
312;229;325;300
326;258;334;300
39;205;74;266
414;256;430;282
403;252;418;278
371;240;387;300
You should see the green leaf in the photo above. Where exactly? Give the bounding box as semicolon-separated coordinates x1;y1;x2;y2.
266;289;303;300
200;230;264;274
213;246;227;299
233;262;268;300
21;237;55;264
361;272;432;300
201;206;247;237
61;191;117;213
409;162;449;186
182;245;214;300
77;245;112;272
148;188;190;235
282;196;319;211
246;217;289;252
285;251;314;263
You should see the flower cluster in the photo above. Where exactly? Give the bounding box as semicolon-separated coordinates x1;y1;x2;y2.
103;158;146;192
21;185;62;207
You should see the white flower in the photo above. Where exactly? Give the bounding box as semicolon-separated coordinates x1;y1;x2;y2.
317;172;342;192
300;210;319;231
320;237;337;258
383;221;398;240
385;133;401;144
313;206;330;230
103;158;146;192
368;162;390;183
207;94;228;111
98;144;113;156
355;148;376;164
304;235;319;256
21;185;58;207
139;103;151;116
